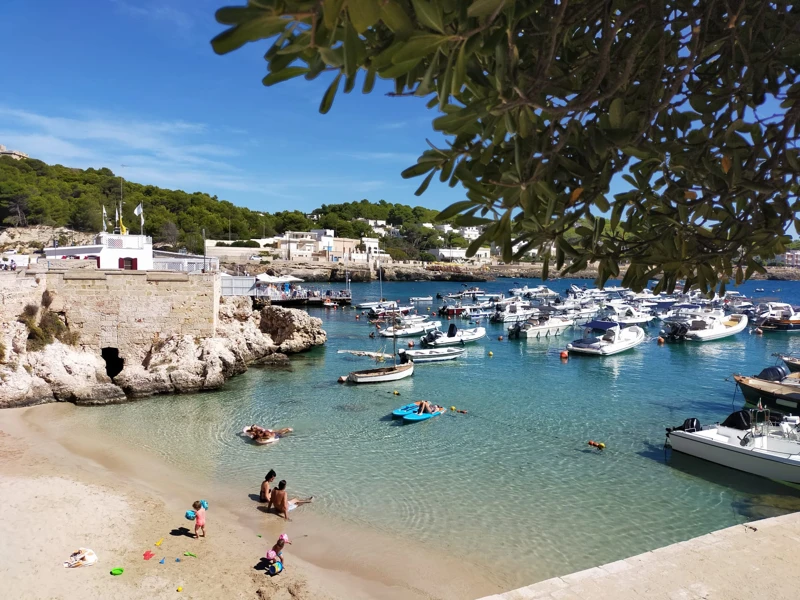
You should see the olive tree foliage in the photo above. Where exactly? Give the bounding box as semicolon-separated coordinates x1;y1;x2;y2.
212;0;800;292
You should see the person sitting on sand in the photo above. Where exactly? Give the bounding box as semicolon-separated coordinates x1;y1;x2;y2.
268;480;313;521
260;470;276;503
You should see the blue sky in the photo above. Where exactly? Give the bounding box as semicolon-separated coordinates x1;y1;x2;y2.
0;0;465;213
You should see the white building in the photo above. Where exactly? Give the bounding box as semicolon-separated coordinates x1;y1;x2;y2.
360;237;380;255
0;144;28;160
778;250;800;267
458;226;482;241
434;224;453;235
356;218;387;228
44;233;154;270
421;222;435;230
431;247;491;263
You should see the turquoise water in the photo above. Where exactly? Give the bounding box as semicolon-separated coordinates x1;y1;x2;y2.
60;278;800;588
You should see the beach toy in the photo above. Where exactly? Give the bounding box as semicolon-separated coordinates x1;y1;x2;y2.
257;534;262;538
177;587;183;592
184;552;197;558
110;568;124;576
268;561;283;576
159;558;165;564
200;500;209;510
175;558;181;562
155;538;163;547
185;510;196;521
143;550;155;560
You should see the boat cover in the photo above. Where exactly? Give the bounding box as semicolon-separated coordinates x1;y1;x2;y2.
756;366;789;382
582;320;618;330
721;410;751;430
447;323;458;337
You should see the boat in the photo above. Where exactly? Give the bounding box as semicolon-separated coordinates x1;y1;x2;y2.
683;313;748;341
421;324;487;347
779;355;800;373
337;350;393;359
242;426;281;445
409;296;433;302
490;301;539;323
508;285;559;299
666;408;800;483
734;366;800;412
438;303;468;317
323;299;337;308
347;362;414;383
397;347;465;363
508;315;574;339
566;321;646;355
356;300;397;310
369;305;413;318
756;302;800;332
379;320;442;338
402;404;447;423
347;309;414;383
391;401;422;419
755;288;765;292
601;304;655;327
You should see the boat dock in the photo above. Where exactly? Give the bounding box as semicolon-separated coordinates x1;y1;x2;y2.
478;511;800;600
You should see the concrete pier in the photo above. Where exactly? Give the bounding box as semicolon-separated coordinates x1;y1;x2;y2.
479;511;800;600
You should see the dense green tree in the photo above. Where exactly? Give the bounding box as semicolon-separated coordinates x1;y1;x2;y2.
212;0;800;293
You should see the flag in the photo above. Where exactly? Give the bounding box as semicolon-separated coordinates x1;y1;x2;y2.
134;203;144;233
102;206;108;232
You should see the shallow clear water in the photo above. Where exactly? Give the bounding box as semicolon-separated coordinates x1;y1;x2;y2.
60;278;800;588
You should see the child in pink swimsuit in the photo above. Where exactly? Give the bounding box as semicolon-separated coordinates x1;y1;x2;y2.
192;501;206;538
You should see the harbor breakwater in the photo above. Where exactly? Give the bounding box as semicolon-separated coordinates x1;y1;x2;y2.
0;270;326;408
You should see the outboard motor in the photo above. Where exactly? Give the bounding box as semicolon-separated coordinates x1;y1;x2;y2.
666;417;701;434
755;365;789;382
447;323;458;337
508;322;522;339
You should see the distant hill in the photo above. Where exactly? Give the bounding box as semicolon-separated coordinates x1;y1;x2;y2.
0;156;447;254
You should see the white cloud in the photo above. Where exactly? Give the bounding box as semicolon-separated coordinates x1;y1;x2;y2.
110;0;194;30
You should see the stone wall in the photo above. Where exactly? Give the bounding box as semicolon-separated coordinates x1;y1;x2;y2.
29;270;220;363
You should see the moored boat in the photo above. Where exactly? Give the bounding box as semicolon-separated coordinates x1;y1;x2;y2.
379;320;441;338
508;315;574;339
566;321;645;356
779;355;800;373
398;347;465;363
347;362;414;384
756;303;800;332
409;296;433;302
666;409;800;483
683;313;748;341
734;366;800;412
421;324;486;347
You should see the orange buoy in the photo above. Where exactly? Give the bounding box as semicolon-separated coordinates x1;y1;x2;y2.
560;351;569;359
657;336;665;344
498;335;504;341
355;315;360;320
407;341;415;348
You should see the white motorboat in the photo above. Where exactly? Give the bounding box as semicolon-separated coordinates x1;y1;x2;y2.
683;313;748;341
409;296;433;302
370;305;413;317
379;320;442;338
356;300;397;310
508;315;574;339
756;302;800;332
666;409;800;483
509;285;560;299
421;323;487;347
397;347;465;363
566;321;646;355
601;304;655;326
490;301;539;323
347;362;414;383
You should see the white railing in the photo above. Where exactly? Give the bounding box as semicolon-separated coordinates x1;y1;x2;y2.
152;257;219;273
99;234;153;249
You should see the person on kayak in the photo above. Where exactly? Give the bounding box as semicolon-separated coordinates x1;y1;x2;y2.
416;401;443;415
268;480;314;521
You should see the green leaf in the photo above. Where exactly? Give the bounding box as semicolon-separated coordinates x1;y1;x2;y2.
319;73;342;114
401;162;436;178
609;98;624;129
414;171;435;196
380;0;414;37
411;0;445;33
436;200;475;221
362;62;377;93
343;20;360;78
348;0;380;33
392;34;450;64
323;0;345;29
211;16;288;55
467;0;506;19
452;42;467;96
262;67;310;86
416;52;439;96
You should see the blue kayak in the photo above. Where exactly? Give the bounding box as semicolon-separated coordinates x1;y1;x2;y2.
402;406;447;423
391;402;422;419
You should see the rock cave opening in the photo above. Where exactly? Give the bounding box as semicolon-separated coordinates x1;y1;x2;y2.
101;347;124;379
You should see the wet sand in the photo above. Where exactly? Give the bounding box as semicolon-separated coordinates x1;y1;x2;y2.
0;403;501;599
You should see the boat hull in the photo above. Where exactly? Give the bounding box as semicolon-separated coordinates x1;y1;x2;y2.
347;363;414;384
685;315;748;341
399;348;464;363
734;375;800;412
760;319;800;332
566;327;645;355
520;322;573;338
668;430;800;483
421;328;487;347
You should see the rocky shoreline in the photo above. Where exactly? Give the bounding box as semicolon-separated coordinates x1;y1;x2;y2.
0;297;326;409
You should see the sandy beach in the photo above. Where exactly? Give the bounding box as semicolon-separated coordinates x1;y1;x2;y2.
0;404;500;600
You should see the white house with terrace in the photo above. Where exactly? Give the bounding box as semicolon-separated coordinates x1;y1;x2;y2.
44;232;154;270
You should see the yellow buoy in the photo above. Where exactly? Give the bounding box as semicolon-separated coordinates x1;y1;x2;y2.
598;443;606;449
393;390;399;395
450;406;456;411
488;351;494;357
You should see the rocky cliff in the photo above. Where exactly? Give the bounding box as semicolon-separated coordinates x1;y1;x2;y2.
0;296;326;408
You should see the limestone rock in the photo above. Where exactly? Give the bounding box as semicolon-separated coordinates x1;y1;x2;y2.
0;364;54;408
259;306;326;353
25;342;126;405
